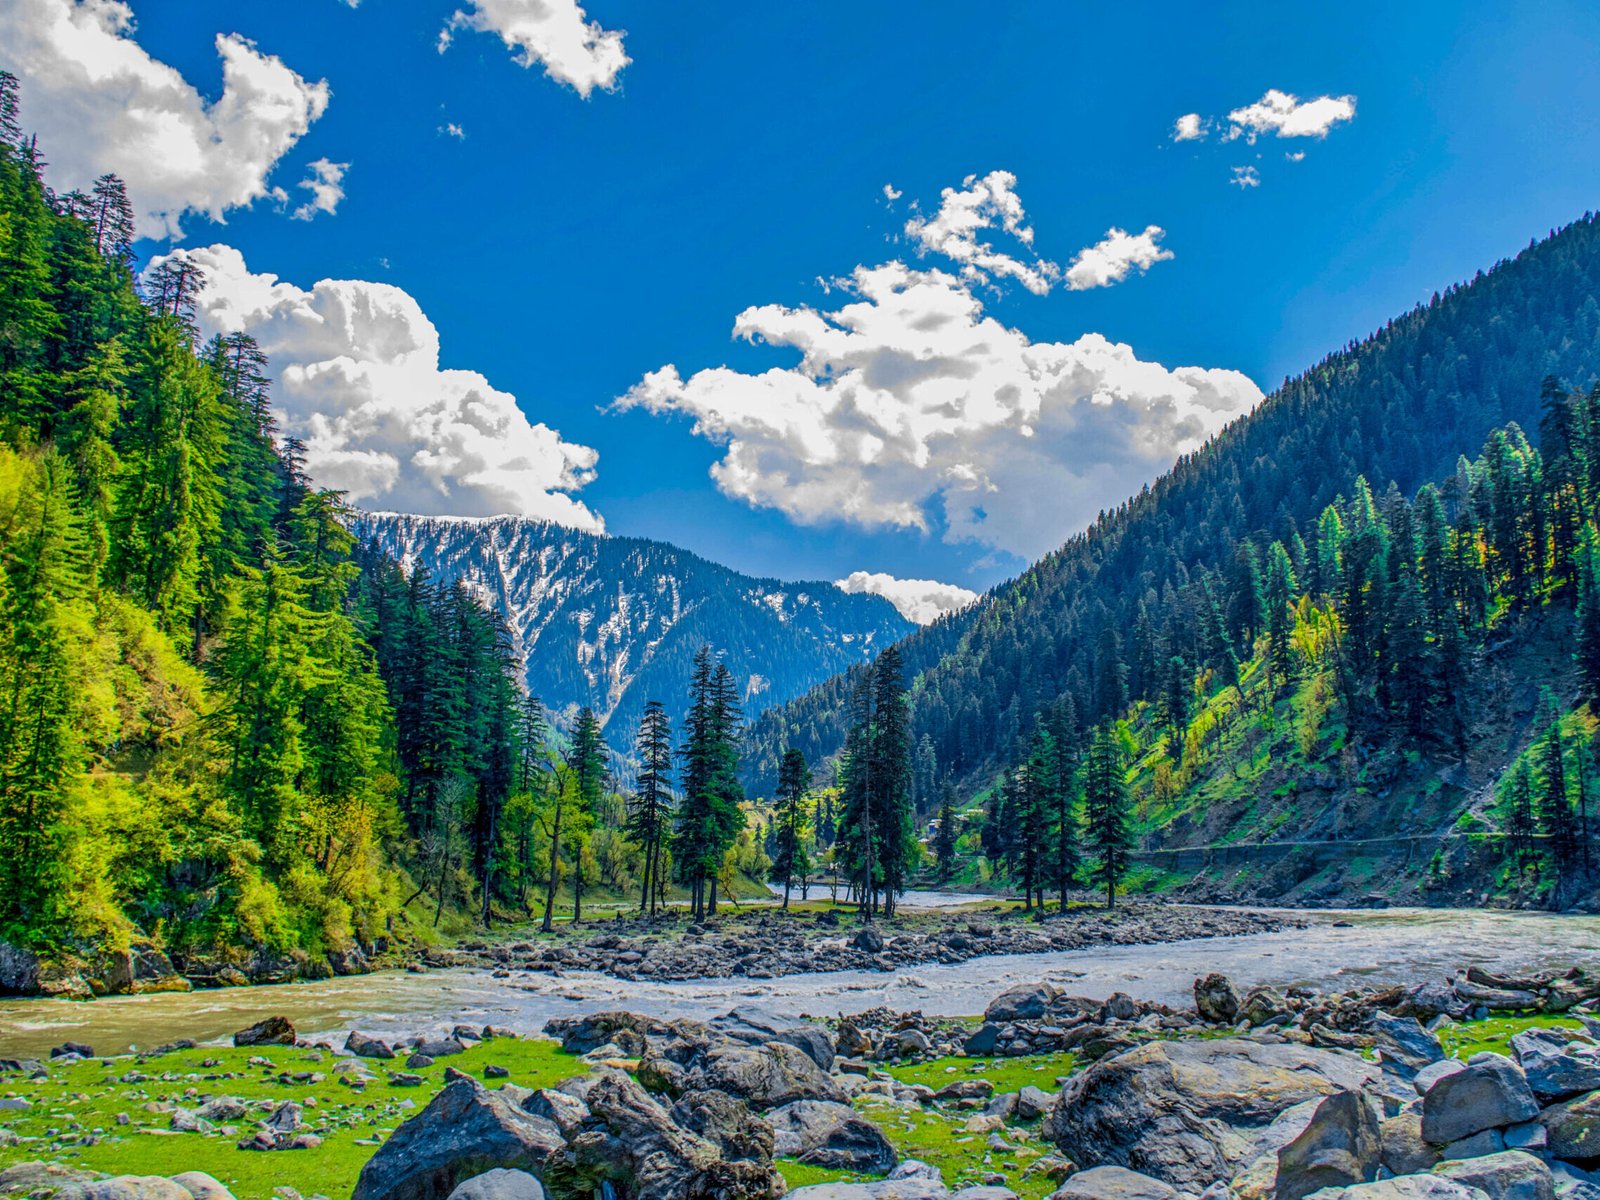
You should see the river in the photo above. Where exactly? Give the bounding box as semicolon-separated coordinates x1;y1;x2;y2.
2;907;1596;1060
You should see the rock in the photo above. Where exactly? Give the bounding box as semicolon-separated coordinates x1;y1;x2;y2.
417;1039;467;1059
1511;1035;1600;1103
266;1101;305;1133
1372;1016;1444;1078
1047;1037;1379;1190
233;1016;296;1047
351;1075;564;1200
169;1107;213;1133
966;1025;1002;1056
671;1089;777;1162
1277;1091;1382;1200
1195;974;1242;1024
197;1097;247;1122
1383;1112;1443;1177
891;1162;945;1182
784;1184;947;1200
1441;1131;1507;1161
1018;1086;1055;1121
1046;1165;1178;1200
1301;1178;1490;1200
1415;1062;1467;1096
1434;1153;1555;1200
986;983;1061;1023
936;1079;995;1101
1421;1055;1539;1146
347;1032;396;1060
547;1070;783;1199
897;1029;933;1057
853;928;886;954
953;1189;1018;1200
444;1170;547;1200
51;1041;96;1058
169;1173;235;1200
54;1179;195;1200
390;1072;426;1087
521;1089;590;1138
712;1008;836;1071
485;1066;510;1079
685;1040;848;1109
1504;1122;1547;1152
766;1099;897;1173
1539;1091;1600;1161
0;940;41;994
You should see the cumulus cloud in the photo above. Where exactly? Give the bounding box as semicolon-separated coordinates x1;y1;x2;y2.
1172;112;1206;141
904;170;1059;296
292;158;347;221
618;261;1261;561
1225;89;1356;141
0;0;330;239
835;571;978;626
1230;165;1261;189
440;0;628;97
1064;226;1173;291
148;244;604;529
882;183;902;202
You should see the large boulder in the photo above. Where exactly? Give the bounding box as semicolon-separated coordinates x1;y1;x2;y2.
987;983;1062;1023
233;1016;295;1047
671;1089;777;1162
1420;1055;1538;1147
53;1180;193;1200
712;1008;836;1071
1302;1178;1489;1200
1276;1092;1382;1200
444;1172;547;1200
1537;1090;1600;1161
547;1071;783;1200
766;1099;897;1173
1371;1016;1444;1079
1382;1112;1442;1177
784;1184;949;1200
351;1076;564;1200
685;1041;847;1109
1047;1166;1178;1200
1432;1152;1554;1200
1195;975;1242;1024
1508;1031;1600;1103
169;1175;234;1200
1047;1038;1379;1190
347;1031;396;1060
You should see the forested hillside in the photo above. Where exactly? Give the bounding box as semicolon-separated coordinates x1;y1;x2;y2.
745;214;1600;799
354;511;912;737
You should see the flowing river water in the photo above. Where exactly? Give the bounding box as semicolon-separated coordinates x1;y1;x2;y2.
2;907;1596;1060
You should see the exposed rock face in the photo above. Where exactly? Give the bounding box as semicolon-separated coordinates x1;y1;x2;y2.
671;1089;778;1162
1195;975;1242;1024
351;1076;564;1200
443;1170;547;1200
1046;1165;1178;1200
1536;1089;1600;1160
232;1016;296;1047
1275;1092;1382;1200
1432;1152;1554;1200
1048;1038;1379;1190
1419;1055;1538;1146
1381;1112;1442;1177
1506;1029;1600;1102
711;1007;836;1071
684;1041;848;1109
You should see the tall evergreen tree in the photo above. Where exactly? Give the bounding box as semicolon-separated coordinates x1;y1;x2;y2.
770;748;812;909
627;699;673;916
1082;724;1132;910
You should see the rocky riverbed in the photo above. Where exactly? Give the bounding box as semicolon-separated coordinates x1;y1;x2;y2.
9;959;1600;1200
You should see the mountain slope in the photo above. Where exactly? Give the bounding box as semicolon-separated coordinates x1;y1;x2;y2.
744;213;1600;795
353;512;915;738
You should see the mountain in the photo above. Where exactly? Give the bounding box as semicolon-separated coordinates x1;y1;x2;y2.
744;213;1600;798
353;512;915;739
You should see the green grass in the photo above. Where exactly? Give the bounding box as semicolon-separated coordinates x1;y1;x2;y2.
1437;1013;1585;1061
883;1053;1078;1095
853;1098;1056;1199
0;1037;586;1200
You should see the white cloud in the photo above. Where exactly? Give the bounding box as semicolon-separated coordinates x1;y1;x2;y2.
148;244;604;530
1286;151;1306;162
440;0;628;97
1225;89;1356;142
904;170;1060;296
1172;112;1206;142
0;0;331;240
441;122;467;139
1064;225;1173;291
882;183;902;202
292;158;347;221
1230;165;1261;189
618;261;1261;561
835;571;978;626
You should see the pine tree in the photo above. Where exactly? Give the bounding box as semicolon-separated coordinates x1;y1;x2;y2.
770;748;812;908
933;786;957;883
1082;724;1132;910
567;707;605;925
627;699;673;916
1502;756;1536;869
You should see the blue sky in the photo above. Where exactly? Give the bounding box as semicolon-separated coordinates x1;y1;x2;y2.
6;0;1600;614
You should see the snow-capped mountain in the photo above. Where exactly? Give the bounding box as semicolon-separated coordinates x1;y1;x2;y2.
353;512;914;738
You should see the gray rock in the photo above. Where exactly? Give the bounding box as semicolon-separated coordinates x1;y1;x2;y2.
987;983;1061;1023
54;1180;195;1200
1504;1122;1547;1152
685;1040;847;1109
1512;1037;1600;1104
347;1031;396;1060
1383;1111;1443;1177
952;1189;1018;1200
197;1097;246;1122
1195;974;1242;1024
713;1008;837;1071
897;1030;933;1057
443;1170;546;1200
169;1173;235;1200
1048;1037;1379;1190
890;1162;945;1182
1047;1165;1178;1200
1303;1178;1490;1200
1434;1153;1555;1200
1540;1091;1600;1161
767;1099;897;1173
520;1089;590;1138
233;1016;295;1047
671;1088;777;1162
169;1108;213;1134
966;1025;1002;1056
1441;1131;1507;1160
784;1184;948;1200
351;1075;564;1200
1372;1016;1444;1078
417;1039;467;1059
1018;1086;1055;1121
1415;1062;1467;1096
1277;1091;1382;1200
1421;1055;1539;1146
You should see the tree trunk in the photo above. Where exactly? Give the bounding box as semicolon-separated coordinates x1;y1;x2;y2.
542;803;563;934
